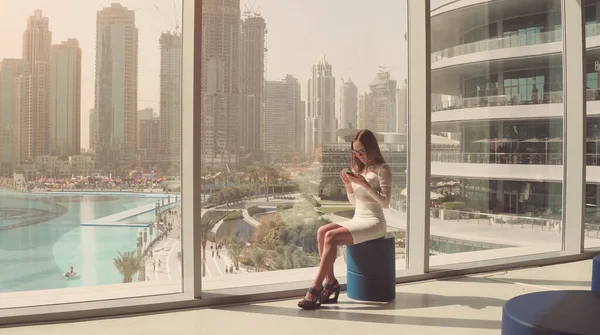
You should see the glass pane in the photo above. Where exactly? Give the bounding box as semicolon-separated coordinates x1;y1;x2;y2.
0;1;183;308
430;0;564;267
585;1;600;250
199;0;408;292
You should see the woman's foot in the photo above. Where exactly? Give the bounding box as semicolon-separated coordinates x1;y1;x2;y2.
321;278;341;304
297;285;323;310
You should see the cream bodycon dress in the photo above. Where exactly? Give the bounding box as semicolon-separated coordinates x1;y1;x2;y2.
339;163;392;245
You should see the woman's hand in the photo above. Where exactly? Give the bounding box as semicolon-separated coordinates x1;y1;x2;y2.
339;170;352;185
347;173;370;190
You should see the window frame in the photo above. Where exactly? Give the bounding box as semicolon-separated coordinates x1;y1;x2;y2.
1;0;600;326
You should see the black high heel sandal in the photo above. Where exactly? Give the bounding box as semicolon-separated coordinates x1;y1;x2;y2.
298;286;323;310
321;279;340;304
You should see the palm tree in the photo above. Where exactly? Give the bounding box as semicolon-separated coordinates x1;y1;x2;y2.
247;166;261;199
199;212;228;276
259;165;279;201
239;171;252;199
113;250;143;283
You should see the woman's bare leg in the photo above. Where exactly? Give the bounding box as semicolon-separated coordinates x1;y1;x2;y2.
317;223;345;285
317;223;342;257
304;227;354;301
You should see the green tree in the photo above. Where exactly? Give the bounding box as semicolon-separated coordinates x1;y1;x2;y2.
225;231;246;270
285;217;330;253
113;250;143;283
250;248;265;272
252;214;287;250
323;183;342;197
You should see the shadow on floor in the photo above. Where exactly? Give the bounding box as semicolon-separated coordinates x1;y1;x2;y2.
326;292;505;311
448;275;590;288
217;292;503;330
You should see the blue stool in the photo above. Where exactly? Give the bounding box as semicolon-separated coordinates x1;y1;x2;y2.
346;234;395;302
592;255;600;292
502;291;600;334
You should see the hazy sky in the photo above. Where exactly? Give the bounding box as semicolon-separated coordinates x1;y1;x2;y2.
1;0;448;149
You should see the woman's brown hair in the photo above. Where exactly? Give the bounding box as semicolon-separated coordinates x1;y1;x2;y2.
351;129;386;174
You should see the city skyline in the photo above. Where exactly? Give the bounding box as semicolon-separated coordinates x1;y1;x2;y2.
1;0;414;150
1;0;182;150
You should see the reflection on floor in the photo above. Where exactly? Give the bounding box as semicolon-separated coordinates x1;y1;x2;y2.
3;260;594;335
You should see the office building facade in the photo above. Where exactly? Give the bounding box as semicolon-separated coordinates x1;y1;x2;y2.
49;39;81;157
94;3;138;172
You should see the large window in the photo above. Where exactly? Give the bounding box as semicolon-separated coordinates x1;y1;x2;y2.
585;1;600;250
0;0;183;308
199;0;409;292
1;0;598;325
429;0;565;268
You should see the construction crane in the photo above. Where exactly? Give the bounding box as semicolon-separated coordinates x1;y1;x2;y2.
378;65;394;73
243;0;261;18
154;2;181;33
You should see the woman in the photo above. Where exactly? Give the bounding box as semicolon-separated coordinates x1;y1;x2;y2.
298;129;392;310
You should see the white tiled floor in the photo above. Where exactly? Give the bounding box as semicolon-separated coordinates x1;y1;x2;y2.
1;260;594;335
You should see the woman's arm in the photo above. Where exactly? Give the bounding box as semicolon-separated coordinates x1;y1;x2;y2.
365;164;392;208
346;184;356;205
340;170;356;205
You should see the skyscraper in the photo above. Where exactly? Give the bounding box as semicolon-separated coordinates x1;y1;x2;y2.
89;109;97;152
0;59;28;176
339;78;358;129
201;0;240;162
137;107;154;149
364;71;397;133
22;10;52;159
307;56;336;151
50;39;81;156
264;75;302;159
240;12;266;156
94;3;138;172
139;117;161;160
159;32;182;165
357;93;367;129
397;82;407;134
297;101;306;153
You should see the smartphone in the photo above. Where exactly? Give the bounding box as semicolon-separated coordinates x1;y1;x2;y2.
342;168;355;176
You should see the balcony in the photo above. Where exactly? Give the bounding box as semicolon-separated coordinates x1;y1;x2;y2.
432;92;564;113
432;152;600;166
432;152;564;165
431;22;600;64
431;89;600;124
432;29;563;63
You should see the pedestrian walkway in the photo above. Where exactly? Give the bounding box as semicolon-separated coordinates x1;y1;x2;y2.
145;237;181;281
82;198;179;226
204;241;250;276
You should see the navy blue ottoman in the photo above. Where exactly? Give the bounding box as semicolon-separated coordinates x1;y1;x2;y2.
502;291;600;334
346;234;396;302
592;255;600;292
